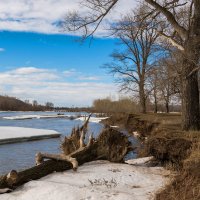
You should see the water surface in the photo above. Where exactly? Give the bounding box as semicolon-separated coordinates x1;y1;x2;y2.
0;112;103;174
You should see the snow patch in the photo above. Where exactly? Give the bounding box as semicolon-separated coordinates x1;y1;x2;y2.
3;114;72;120
126;157;154;166
0;158;170;200
133;131;140;137
110;125;119;128
76;116;109;123
0;126;60;140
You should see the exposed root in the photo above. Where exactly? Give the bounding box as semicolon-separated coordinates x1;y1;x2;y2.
35;114;93;170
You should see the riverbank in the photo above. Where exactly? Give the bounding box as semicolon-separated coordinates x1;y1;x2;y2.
0;157;171;200
102;112;200;200
1;112;197;199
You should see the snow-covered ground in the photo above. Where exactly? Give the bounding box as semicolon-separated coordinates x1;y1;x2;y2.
76;116;109;123
0;127;60;144
1;157;170;200
3;114;72;120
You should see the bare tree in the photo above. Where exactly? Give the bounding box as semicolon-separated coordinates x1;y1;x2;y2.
158;65;174;113
64;0;200;130
45;102;54;110
148;48;182;113
103;7;160;113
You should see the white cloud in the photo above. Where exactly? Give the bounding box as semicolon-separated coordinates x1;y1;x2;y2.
63;69;77;77
0;67;117;106
0;48;5;52
13;67;48;75
0;0;137;35
78;76;101;81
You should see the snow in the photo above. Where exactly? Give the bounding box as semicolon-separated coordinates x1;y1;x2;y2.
76;116;109;123
2;114;109;123
110;125;119;128
3;114;72;120
0;157;170;200
0;127;60;142
133;131;140;137
126;157;154;166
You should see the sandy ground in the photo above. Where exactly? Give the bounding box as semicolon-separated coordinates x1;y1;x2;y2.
0;157;170;200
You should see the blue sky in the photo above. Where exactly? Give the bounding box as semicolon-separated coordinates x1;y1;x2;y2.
0;31;121;106
0;31;117;77
0;0;136;107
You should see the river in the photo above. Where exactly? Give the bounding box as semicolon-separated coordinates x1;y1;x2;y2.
0;111;103;175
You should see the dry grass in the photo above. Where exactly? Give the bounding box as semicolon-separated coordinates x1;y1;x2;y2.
88;178;117;188
155;173;200;200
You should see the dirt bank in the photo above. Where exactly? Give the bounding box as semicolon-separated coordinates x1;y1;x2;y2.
102;112;200;200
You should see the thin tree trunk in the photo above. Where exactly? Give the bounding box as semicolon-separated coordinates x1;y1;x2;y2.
165;101;169;113
139;83;146;113
154;93;158;113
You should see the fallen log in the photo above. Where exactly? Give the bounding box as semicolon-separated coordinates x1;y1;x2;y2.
0;115;132;191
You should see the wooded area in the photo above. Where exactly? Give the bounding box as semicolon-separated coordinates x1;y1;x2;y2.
64;0;200;131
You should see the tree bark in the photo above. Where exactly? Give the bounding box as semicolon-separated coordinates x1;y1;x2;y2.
181;56;200;130
181;0;200;130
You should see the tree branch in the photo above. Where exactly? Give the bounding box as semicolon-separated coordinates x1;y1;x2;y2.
145;0;188;39
157;31;184;51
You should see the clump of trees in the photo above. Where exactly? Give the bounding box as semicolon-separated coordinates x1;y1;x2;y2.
64;0;200;131
45;102;54;110
92;97;139;114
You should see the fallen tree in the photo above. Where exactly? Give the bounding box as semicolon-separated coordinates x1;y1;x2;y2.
0;115;132;192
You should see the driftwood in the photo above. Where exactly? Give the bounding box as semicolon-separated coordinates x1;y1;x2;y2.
0;115;132;192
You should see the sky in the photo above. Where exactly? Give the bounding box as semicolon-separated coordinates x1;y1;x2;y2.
0;0;137;107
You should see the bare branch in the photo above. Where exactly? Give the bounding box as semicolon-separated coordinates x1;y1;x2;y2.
145;0;188;39
157;31;184;50
64;0;118;39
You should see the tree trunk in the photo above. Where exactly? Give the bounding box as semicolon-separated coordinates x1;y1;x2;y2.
181;58;200;130
139;83;146;113
153;89;158;113
181;1;200;130
165;101;169;113
154;100;158;113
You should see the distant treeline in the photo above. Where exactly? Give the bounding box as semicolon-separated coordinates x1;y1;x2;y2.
0;95;46;111
0;95;92;112
54;107;92;113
